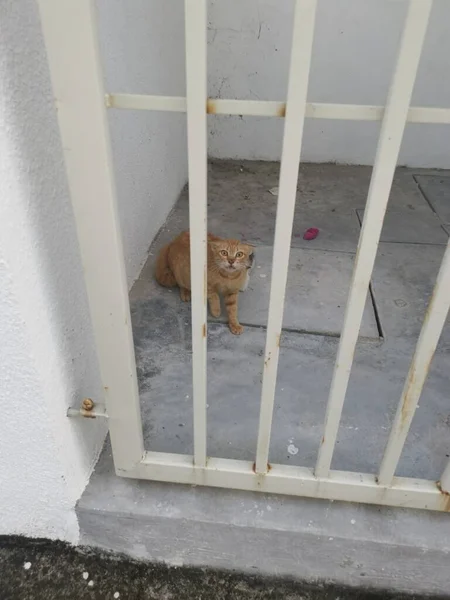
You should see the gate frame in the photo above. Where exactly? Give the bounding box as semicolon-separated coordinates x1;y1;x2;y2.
38;0;450;512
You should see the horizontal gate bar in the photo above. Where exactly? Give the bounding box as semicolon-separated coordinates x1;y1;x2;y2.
315;0;433;479
255;0;317;474
125;452;450;512
378;240;450;486
185;0;208;468
440;460;450;494
106;94;450;124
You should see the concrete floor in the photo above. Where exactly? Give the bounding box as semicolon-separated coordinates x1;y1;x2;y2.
130;161;450;479
78;163;450;595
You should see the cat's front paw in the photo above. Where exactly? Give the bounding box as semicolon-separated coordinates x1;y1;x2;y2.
229;322;243;335
210;306;221;318
180;288;191;302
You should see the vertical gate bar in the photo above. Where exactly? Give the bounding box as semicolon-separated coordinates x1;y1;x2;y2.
255;0;317;475
185;0;208;467
315;0;433;479
439;460;450;494
37;0;144;471
378;240;450;486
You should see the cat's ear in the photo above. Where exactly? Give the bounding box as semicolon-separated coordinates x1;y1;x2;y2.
208;233;222;242
209;240;221;251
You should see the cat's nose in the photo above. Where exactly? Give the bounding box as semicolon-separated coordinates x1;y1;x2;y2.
228;259;235;265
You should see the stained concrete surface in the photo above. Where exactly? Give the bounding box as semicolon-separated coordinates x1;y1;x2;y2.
219;246;378;337
79;162;450;593
415;175;450;226
2;537;444;600
134;244;378;339
129;161;450;478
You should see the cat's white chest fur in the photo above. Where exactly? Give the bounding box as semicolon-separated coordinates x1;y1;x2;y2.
240;270;250;292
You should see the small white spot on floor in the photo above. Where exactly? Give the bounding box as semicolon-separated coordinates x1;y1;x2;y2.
114;593;120;599
287;443;298;455
88;580;94;587
351;519;356;525
23;562;31;570
82;572;89;580
329;537;334;541
259;273;267;278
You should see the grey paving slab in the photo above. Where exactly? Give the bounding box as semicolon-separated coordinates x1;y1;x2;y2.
149;162;442;257
152;170;363;255
135;246;378;338
130;164;450;482
131;302;449;481
356;206;447;245
415;174;450;225
370;242;450;342
230;246;378;337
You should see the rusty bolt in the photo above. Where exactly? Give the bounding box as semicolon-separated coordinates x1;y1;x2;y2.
81;398;94;412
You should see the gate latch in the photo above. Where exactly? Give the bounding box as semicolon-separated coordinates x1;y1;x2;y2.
67;398;108;419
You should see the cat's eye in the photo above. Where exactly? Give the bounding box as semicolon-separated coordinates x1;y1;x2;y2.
236;251;244;258
220;250;228;257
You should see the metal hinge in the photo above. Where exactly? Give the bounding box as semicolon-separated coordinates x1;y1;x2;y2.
67;397;108;419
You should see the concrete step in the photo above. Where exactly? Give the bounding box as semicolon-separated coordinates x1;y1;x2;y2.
77;443;450;598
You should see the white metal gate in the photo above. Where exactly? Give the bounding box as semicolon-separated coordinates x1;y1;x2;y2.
39;0;450;511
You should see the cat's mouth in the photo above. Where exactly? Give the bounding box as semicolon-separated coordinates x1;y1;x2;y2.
220;262;243;273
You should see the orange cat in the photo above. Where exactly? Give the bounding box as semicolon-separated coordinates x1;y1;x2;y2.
155;231;254;335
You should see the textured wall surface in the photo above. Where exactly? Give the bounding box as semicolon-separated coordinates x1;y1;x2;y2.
96;0;188;285
0;0;107;541
0;0;188;541
207;0;450;167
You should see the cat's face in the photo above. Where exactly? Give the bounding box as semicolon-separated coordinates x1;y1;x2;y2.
210;240;254;274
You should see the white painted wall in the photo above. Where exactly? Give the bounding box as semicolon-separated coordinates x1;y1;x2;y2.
0;0;107;542
207;0;450;168
0;0;187;541
96;0;188;285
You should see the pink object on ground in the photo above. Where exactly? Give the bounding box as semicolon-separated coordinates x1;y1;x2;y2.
303;227;319;241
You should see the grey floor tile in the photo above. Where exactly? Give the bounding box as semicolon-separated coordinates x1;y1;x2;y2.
415;174;450;225
129;161;450;484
